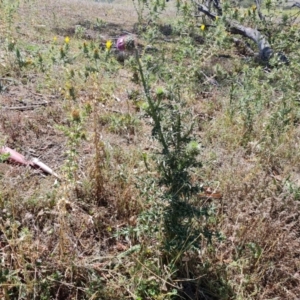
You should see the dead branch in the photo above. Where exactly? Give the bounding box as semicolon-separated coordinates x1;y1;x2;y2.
192;0;288;64
255;0;266;22
212;0;222;15
291;2;300;8
227;20;273;61
1;102;50;111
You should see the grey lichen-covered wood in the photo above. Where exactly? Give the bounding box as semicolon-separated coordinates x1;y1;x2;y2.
194;1;288;64
228;20;273;61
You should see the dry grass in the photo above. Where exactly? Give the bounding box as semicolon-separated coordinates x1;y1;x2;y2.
0;0;300;299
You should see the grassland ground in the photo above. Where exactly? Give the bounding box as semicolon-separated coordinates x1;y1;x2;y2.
0;0;300;299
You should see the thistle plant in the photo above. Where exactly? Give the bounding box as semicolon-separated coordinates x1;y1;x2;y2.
133;47;215;259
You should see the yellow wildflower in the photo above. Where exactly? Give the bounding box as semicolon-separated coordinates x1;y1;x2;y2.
53;36;57;42
252;4;257;11
106;40;113;50
215;16;219;21
200;24;205;31
64;36;70;44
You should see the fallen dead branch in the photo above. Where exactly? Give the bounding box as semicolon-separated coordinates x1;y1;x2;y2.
1;100;52;110
193;0;288;64
0;77;22;84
